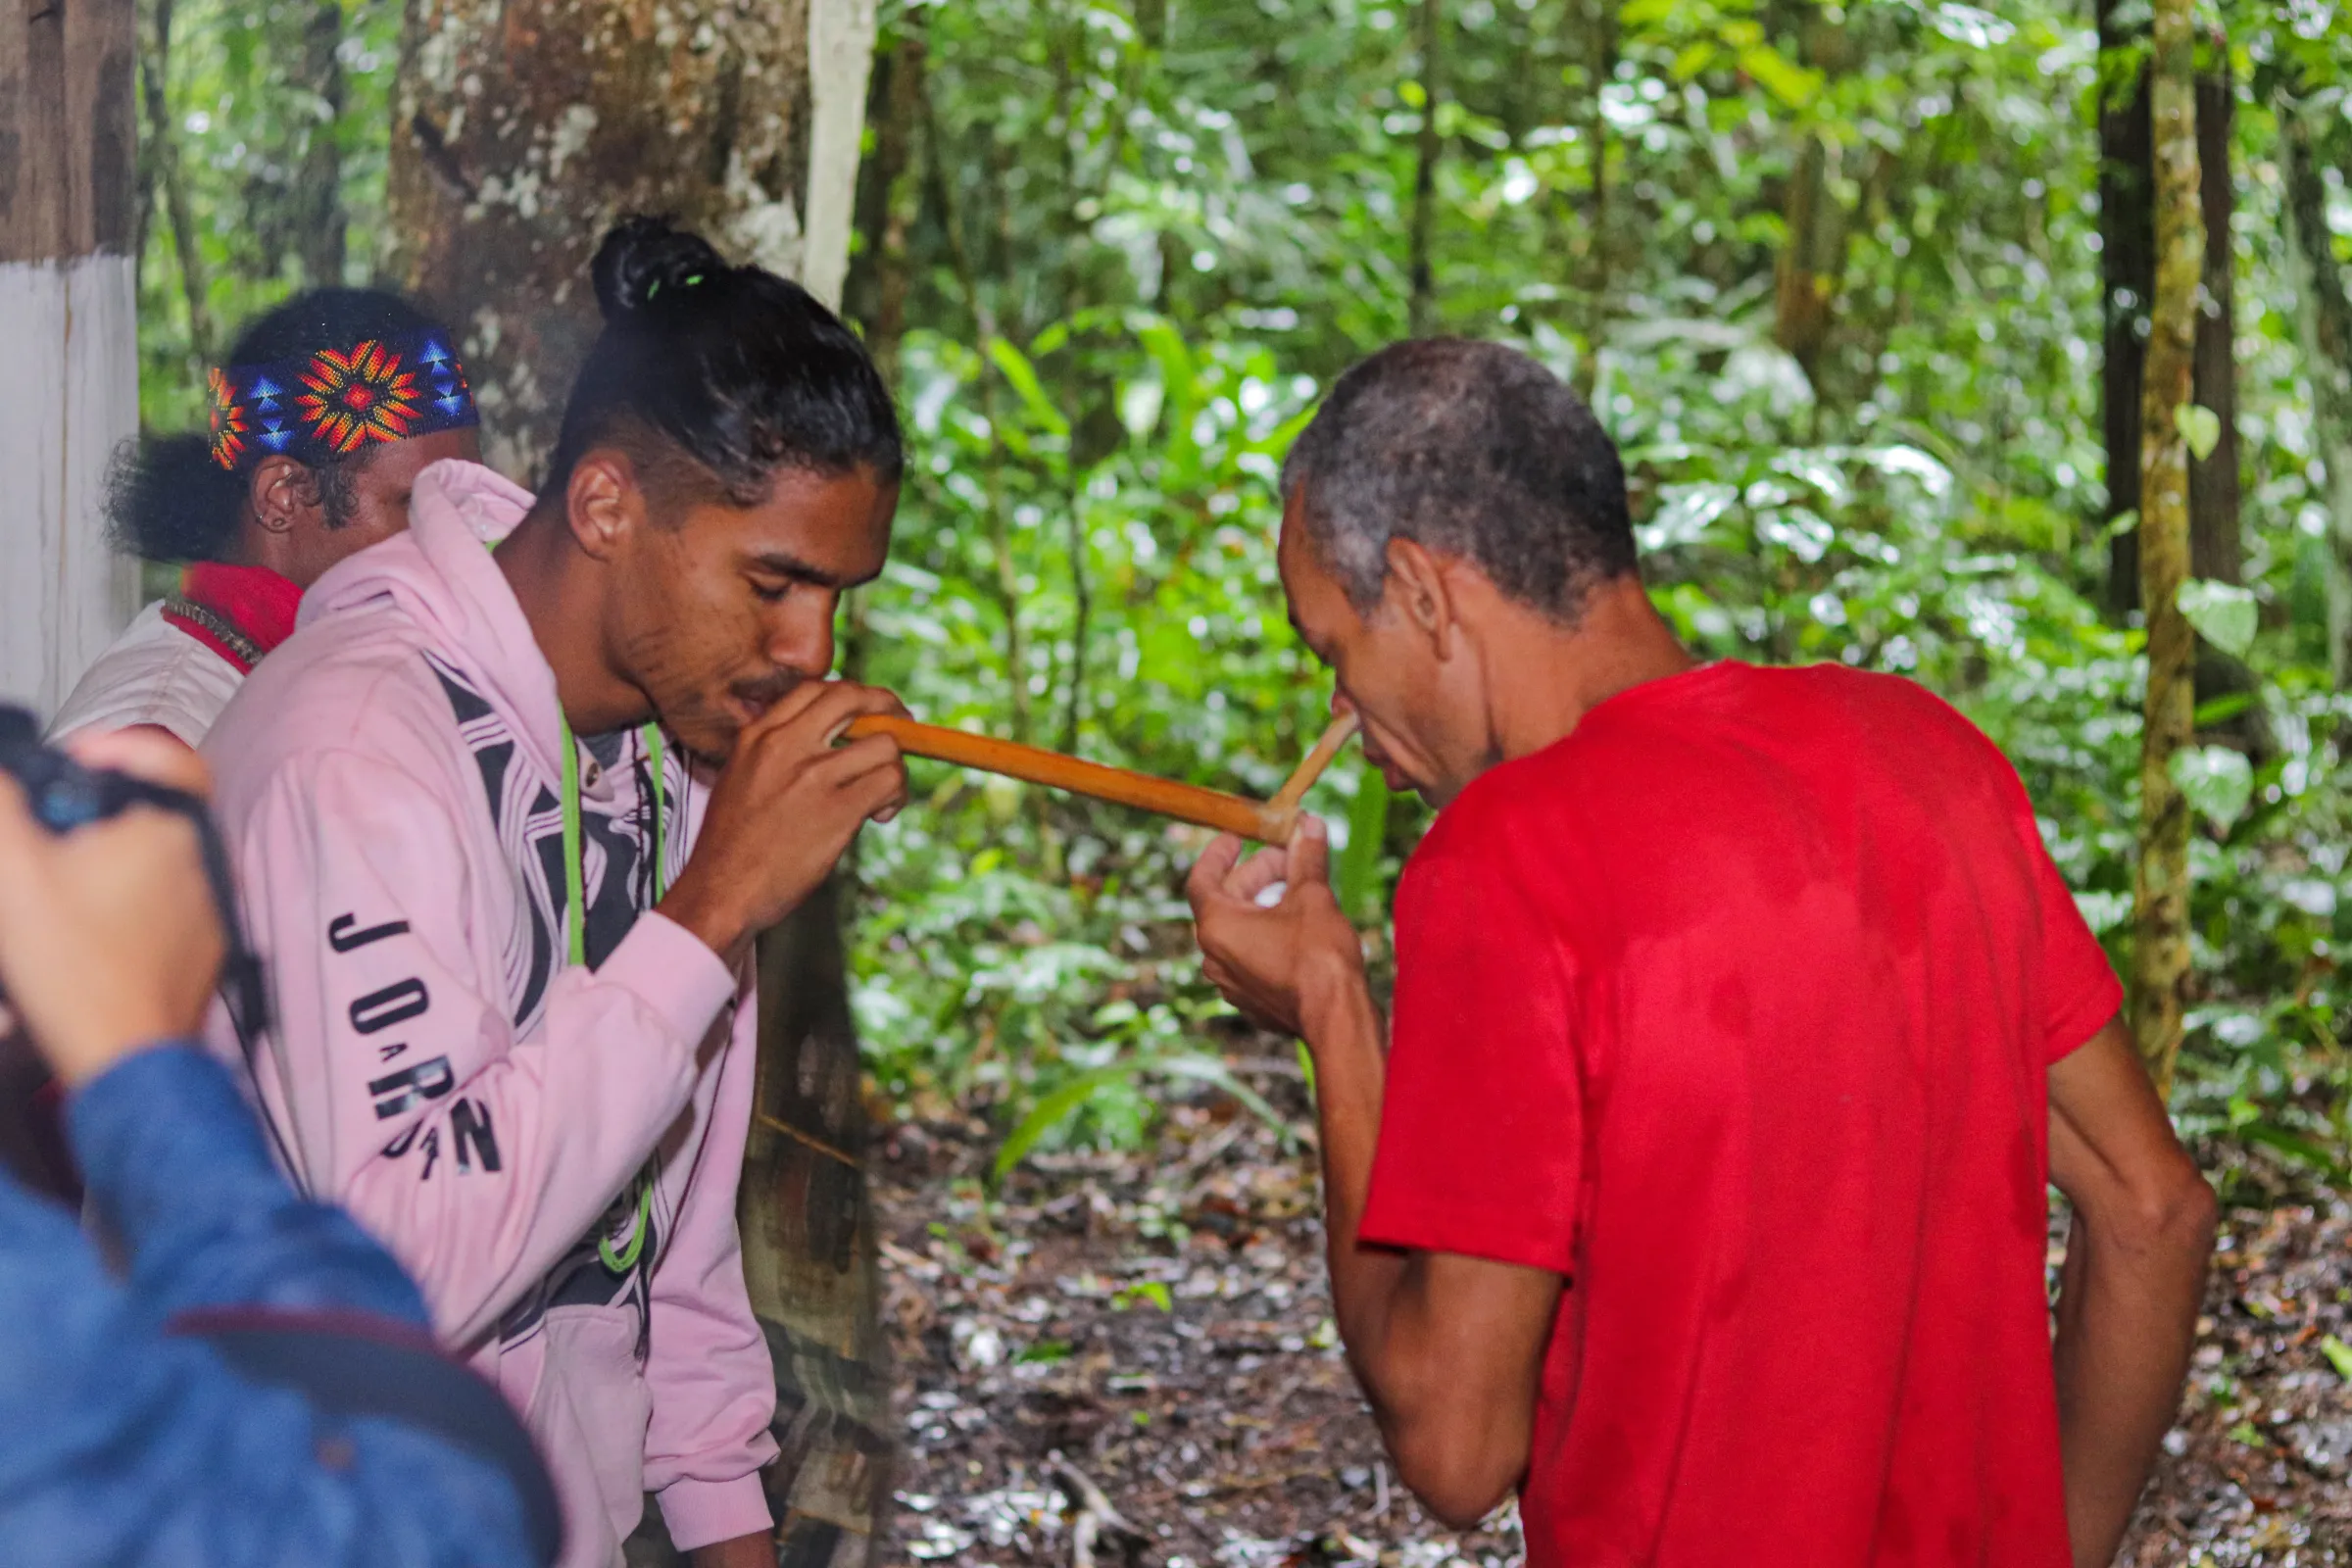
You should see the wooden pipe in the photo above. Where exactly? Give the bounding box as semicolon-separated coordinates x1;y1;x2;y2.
842;711;1359;845
1266;711;1361;820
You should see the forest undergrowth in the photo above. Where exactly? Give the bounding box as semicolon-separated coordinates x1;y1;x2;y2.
874;1070;2352;1568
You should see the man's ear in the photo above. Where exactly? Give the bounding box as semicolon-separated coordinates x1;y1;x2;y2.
1384;536;1461;659
564;450;647;564
248;457;320;538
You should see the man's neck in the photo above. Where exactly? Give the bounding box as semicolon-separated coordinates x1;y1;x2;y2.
1486;575;1699;762
496;503;653;735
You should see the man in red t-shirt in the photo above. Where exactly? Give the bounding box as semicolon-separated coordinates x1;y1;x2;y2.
1188;339;2216;1566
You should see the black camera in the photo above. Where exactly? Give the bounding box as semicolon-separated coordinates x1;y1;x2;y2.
0;706;270;1039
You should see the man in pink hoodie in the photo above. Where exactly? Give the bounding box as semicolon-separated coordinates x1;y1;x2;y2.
202;219;909;1568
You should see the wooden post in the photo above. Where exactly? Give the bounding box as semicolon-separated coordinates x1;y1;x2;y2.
0;0;139;714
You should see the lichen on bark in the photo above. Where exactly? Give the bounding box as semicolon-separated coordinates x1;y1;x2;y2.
385;0;811;476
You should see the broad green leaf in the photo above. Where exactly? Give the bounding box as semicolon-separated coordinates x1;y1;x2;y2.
1671;41;1718;81
2175;403;2222;463
985;337;1072;441
1335;765;1391;920
1739;44;1821;107
2324;1336;2352;1383
1114;1281;1173;1312
2176;579;2258;660
2192;691;2255;726
2170;745;2253;833
993;1067;1124;1178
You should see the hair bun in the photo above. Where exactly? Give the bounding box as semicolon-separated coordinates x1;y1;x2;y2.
591;217;729;321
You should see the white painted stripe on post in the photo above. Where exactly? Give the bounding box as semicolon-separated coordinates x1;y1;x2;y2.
0;254;138;715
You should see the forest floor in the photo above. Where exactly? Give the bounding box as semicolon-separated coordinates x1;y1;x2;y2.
871;1071;2352;1568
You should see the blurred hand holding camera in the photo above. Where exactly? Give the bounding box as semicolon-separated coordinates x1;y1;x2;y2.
0;729;225;1087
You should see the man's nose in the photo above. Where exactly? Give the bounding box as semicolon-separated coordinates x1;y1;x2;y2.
770;601;836;677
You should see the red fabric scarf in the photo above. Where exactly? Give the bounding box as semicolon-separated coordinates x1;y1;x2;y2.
162;563;303;673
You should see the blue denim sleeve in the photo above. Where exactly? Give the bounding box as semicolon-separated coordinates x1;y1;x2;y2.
71;1043;427;1325
0;1044;541;1567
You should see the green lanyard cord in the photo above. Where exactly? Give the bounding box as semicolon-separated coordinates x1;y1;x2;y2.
555;712;668;968
556;709;666;1274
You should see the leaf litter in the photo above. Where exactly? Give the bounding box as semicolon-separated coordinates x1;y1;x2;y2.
874;1078;2352;1567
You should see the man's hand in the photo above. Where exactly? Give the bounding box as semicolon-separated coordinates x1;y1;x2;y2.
1186;815;1365;1038
0;728;226;1088
659;679;910;960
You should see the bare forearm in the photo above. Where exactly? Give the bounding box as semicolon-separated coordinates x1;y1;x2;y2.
2052;1202;2214;1567
1297;964;1409;1396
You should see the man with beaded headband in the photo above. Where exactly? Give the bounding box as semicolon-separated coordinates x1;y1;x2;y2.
49;290;481;747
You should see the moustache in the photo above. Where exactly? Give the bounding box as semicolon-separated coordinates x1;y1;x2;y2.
728;669;807;714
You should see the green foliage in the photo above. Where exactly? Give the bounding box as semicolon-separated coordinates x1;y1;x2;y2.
137;0;2352;1185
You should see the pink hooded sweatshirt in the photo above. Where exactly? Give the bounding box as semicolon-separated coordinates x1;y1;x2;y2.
201;460;778;1567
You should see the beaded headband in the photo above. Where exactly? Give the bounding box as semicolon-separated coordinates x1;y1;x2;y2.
206;330;478;471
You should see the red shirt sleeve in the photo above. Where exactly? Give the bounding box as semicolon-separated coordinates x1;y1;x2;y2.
2027;826;2124;1062
1357;810;1584;1278
1965;717;2123;1062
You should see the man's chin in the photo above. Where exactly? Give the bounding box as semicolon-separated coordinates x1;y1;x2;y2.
657;708;740;770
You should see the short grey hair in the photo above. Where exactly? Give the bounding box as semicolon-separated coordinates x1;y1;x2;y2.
1280;339;1636;620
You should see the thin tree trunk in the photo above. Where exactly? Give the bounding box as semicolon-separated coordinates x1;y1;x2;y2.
289;0;346;288
1770;17;1849;401
1060;484;1090;755
1578;0;1612;395
921;70;1029;744
2099;0;2152;612
1406;0;1442;336
848;14;925;390
2279;94;2352;684
1771;133;1842;386
2188;62;2238;586
137;0;212;360
2132;0;2200;1097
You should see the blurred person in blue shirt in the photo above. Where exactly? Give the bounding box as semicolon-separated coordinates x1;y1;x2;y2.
0;725;559;1568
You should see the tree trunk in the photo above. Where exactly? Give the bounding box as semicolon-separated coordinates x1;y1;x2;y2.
2098;0;2153;614
289;0;347;288
137;0;213;360
1575;0;1612;397
1406;0;1441;336
385;0;814;475
2101;14;2237;614
846;13;925;390
2279;94;2352;685
0;0;140;712
1769;17;1850;401
2188;64;2238;587
1771;132;1844;387
2132;0;2200;1097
